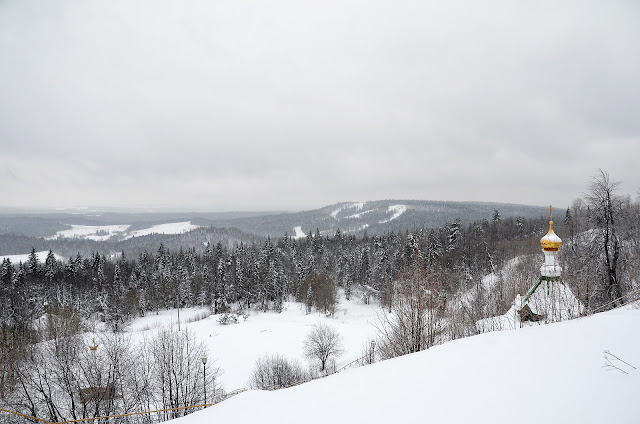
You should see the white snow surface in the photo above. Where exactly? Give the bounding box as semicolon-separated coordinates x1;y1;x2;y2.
47;224;131;241
124;221;200;239
345;209;376;219
541;228;562;243
2;250;65;264
379;204;407;223
476;282;583;333
292;226;306;239
46;222;200;241
171;304;640;424
125;295;378;390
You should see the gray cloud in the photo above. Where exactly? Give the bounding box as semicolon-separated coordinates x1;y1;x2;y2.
1;0;639;211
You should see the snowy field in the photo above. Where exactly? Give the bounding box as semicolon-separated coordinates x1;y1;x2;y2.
3;221;200;263
124;293;379;389
1;250;65;264
171;302;640;424
39;221;200;242
123;221;200;239
46;224;131;241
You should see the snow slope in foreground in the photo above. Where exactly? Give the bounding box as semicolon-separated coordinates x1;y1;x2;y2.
174;305;640;424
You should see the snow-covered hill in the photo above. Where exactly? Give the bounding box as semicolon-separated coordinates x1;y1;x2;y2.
172;304;640;424
0;201;549;248
212;200;550;237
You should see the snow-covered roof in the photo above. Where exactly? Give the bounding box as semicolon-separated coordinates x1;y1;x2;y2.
476;280;584;332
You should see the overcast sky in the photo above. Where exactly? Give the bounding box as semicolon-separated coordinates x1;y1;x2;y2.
1;0;639;212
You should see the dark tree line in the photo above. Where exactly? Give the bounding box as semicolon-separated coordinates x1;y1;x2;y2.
0;214;552;334
2;188;638;340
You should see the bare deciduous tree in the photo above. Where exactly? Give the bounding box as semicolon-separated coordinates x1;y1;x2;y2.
586;169;624;307
303;323;344;375
3;321;220;424
150;326;220;419
375;265;445;359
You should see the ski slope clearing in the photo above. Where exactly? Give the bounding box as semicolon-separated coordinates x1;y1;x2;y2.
292;226;306;239
379;204;407;223
46;224;131;241
124;221;200;239
330;202;365;219
1;250;65;263
345;209;376;219
173;305;640;424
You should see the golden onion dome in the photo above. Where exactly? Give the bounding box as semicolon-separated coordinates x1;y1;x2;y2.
540;206;562;251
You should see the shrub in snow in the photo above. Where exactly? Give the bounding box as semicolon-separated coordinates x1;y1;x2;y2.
218;313;239;325
249;354;308;390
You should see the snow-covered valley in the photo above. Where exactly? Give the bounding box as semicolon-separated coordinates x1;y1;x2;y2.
124;294;378;389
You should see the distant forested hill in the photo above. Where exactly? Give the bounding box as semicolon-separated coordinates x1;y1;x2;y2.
0;200;552;256
208;200;552;237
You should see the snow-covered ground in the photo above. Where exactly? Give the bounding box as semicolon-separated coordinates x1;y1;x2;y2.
292;226;307;239
45;221;201;241
125;294;379;390
1;250;65;264
172;303;640;424
124;221;200;239
46;224;131;241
